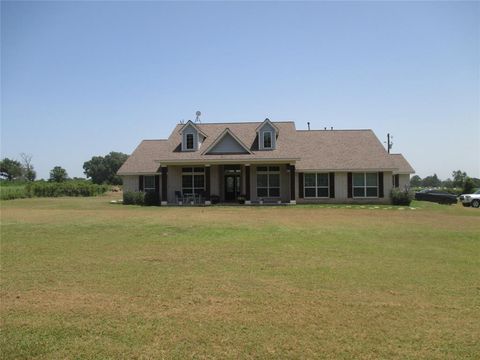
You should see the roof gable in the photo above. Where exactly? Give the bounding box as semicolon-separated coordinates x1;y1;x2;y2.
178;120;207;137
255;118;280;133
203;128;252;155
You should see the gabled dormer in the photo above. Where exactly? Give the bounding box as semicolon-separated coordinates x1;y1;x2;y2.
256;118;279;150
179;120;207;152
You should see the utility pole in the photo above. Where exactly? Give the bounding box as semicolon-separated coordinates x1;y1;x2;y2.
387;133;393;153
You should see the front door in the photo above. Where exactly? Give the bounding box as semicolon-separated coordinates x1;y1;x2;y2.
224;175;240;201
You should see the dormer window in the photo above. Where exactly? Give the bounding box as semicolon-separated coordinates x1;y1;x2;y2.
263;131;272;149
186;134;194;150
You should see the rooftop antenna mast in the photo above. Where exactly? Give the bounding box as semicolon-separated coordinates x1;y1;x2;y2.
195;111;202;123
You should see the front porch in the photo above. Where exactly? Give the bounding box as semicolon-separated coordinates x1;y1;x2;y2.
127;163;297;205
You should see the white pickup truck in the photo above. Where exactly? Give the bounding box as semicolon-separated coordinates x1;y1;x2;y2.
459;190;480;208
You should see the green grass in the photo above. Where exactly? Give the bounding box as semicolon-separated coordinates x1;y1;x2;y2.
1;195;479;359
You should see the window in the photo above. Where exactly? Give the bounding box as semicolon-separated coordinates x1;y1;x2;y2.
263;131;272;149
353;172;378;197
186;133;194;150
144;175;156;192
257;165;280;197
304;173;329;198
182;167;205;195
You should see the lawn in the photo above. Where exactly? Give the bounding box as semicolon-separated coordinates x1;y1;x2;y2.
1;194;479;359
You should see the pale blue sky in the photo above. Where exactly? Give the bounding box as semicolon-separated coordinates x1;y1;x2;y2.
1;1;479;180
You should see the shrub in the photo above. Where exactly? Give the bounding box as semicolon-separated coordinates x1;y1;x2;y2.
144;191;159;206
123;191;144;205
391;188;413;206
463;178;475;194
210;194;220;204
0;185;30;200
30;181;108;197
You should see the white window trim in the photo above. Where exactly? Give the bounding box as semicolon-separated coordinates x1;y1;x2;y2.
304;172;330;198
256;165;280;198
144;175;156;192
352;172;379;198
182;167;205;195
262;131;273;149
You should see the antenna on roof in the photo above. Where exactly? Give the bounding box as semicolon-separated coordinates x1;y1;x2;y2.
195;111;201;123
331;126;333;130
307;122;310;130
180;119;185;124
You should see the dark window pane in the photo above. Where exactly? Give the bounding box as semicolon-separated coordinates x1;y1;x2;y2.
194;175;204;188
269;174;280;187
366;173;378;186
257;166;268;172
186;134;194;149
257;188;268;197
263;132;272;148
269;188;280;197
366;187;378;197
317;188;329;198
144;176;155;189
182;175;192;188
317;173;329;187
182;167;193;173
353;173;365;186
183;188;193;195
269;166;280;172
305;188;316;197
194;167;205;173
353;187;365;197
257;174;268;187
304;173;316;187
193;188;204;195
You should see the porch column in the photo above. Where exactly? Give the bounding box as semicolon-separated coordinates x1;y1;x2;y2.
289;164;296;204
161;166;168;205
245;164;251;204
205;165;211;205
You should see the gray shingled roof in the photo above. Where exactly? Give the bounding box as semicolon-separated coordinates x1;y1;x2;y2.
117;121;412;174
390;153;415;174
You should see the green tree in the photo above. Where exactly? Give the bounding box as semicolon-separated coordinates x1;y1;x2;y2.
409;175;422;187
422;174;441;188
83;151;128;185
462;177;475;194
0;158;23;180
441;178;453;188
49;166;68;182
452;170;467;188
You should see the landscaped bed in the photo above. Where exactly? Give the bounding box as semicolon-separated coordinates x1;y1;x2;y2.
1;194;479;359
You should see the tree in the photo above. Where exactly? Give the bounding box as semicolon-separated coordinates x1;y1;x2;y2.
0;158;23;180
49;166;68;182
20;153;36;181
463;177;475;194
422;174;441;188
441;178;453;188
409;175;422;187
83;151;128;185
452;170;467;188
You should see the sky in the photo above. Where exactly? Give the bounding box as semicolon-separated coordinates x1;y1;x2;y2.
1;1;479;180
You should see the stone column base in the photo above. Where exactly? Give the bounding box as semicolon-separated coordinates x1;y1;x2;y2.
245;200;251;205
289;200;297;205
161;201;168;206
205;201;211;205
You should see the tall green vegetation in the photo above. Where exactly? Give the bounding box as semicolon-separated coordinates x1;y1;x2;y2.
49;166;69;182
83;151;128;185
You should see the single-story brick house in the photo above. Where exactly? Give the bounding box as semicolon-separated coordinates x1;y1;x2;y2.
117;119;414;205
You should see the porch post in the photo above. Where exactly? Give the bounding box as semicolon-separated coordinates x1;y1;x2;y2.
161;166;168;205
205;165;211;205
289;164;296;204
245;164;251;204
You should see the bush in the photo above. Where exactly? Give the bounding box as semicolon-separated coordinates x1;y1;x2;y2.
144;191;159;206
0;185;30;200
30;181;109;197
391;188;413;206
463;178;475;194
210;194;220;204
123;191;144;205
